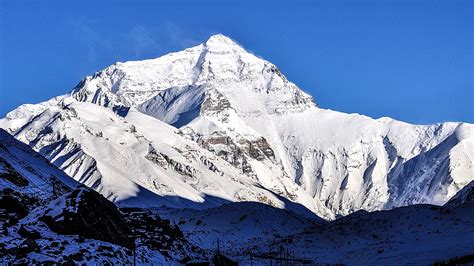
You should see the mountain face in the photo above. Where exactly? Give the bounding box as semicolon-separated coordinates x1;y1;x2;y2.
0;129;203;264
2;126;471;264
1;34;473;219
0;128;78;200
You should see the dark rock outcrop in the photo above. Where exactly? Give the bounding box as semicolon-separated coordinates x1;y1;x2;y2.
212;253;238;266
15;238;39;258
0;156;29;187
0;188;37;230
121;208;204;260
39;187;134;249
18;225;41;239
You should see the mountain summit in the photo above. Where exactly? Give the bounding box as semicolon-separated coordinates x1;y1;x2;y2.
204;33;244;49
1;34;473;219
70;33;314;121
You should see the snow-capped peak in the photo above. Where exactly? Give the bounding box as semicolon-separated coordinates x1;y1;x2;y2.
203;33;244;51
68;33;315;119
1;34;473;220
205;33;235;43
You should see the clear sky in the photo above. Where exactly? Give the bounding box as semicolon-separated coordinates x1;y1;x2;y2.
0;0;472;124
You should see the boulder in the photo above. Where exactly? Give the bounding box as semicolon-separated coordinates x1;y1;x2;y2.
16;238;39;258
18;226;41;240
40;187;134;249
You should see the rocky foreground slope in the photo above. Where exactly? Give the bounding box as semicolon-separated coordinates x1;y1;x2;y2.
0;129;201;263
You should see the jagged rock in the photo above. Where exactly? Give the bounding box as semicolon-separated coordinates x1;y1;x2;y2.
68;252;85;261
200;156;224;176
16;238;39;258
160;153;198;178
237;136;275;161
145;146;169;168
193;132;256;176
0;156;29;187
0;189;38;228
121;208;203;260
146;144;200;178
39;187;134;249
18;225;41;240
212;253;238;266
0;193;28;218
201;89;232;117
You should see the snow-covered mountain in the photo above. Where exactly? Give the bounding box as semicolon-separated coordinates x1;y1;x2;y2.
231;194;474;265
444;180;474;208
159;201;324;253
0;129;203;264
0;128;78;200
135;185;474;265
1;34;473;219
1;126;473;264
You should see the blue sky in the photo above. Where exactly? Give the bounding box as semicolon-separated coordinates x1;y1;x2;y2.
0;0;472;124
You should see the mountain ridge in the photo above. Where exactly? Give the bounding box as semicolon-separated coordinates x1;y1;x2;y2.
2;128;472;264
1;34;473;220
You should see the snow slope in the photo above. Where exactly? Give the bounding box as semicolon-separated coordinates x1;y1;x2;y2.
0;128;78;200
1;124;472;264
232;203;474;265
165;190;473;265
1;100;326;217
159;202;324;253
1;34;473;219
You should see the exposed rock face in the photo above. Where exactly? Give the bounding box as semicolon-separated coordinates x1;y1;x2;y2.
0;189;37;229
178;128;276;178
199;133;255;176
201;89;233;121
237;137;275;161
145;146;169;168
40;187;134;249
160;153;199;178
